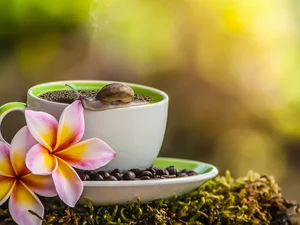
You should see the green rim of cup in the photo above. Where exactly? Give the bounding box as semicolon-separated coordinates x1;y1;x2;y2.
29;80;166;103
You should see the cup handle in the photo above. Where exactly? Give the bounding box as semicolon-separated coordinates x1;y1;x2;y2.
0;102;27;145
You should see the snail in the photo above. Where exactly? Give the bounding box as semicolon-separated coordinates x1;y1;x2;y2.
65;83;149;111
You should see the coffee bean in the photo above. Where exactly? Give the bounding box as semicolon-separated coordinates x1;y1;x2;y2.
111;168;121;174
180;169;188;173
105;176;118;181
178;173;188;178
140;176;151;180
90;174;104;181
146;168;156;176
112;172;123;180
98;171;110;178
156;169;169;176
187;171;198;176
130;168;144;176
139;170;153;178
78;172;90;181
84;171;93;176
161;174;176;179
84;174;90;181
149;165;158;170
166;166;178;175
123;171;136;180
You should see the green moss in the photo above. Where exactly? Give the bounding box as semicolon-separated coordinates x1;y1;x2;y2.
0;171;299;225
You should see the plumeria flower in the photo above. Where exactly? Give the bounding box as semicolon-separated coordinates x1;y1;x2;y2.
0;126;57;225
25;100;116;207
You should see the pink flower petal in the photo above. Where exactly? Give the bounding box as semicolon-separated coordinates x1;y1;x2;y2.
21;173;57;197
10;126;38;176
9;180;44;225
56;138;116;171
0;142;15;177
52;158;83;207
54;100;84;151
25;144;57;175
25;109;58;151
0;175;15;205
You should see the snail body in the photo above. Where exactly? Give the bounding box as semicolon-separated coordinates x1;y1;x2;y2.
65;83;148;111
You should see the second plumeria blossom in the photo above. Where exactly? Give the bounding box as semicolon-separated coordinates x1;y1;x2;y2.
0;126;57;225
24;100;116;207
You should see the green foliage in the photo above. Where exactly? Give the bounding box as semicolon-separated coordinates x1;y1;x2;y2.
0;171;299;224
0;0;92;38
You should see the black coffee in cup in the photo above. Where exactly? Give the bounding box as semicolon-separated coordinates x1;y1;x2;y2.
38;90;153;104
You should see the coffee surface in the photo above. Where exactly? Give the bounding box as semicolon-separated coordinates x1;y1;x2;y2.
39;90;153;104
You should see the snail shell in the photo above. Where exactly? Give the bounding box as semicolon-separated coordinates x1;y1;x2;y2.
96;83;134;104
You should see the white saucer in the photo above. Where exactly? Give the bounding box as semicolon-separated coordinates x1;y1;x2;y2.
80;157;218;205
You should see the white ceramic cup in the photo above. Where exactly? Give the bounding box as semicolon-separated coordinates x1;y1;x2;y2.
0;80;169;171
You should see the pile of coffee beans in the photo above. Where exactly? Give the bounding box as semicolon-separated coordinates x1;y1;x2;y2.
39;90;153;104
78;165;198;181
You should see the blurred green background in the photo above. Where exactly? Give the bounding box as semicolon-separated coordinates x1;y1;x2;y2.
1;0;300;201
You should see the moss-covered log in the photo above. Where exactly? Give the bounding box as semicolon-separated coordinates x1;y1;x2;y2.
0;171;299;225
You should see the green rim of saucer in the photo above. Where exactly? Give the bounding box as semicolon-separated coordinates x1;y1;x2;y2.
153;157;217;175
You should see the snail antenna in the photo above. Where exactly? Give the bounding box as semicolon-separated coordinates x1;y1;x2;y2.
65;84;83;99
